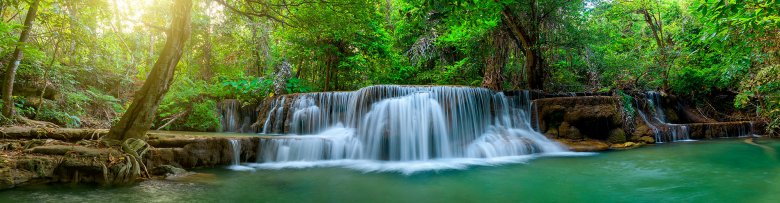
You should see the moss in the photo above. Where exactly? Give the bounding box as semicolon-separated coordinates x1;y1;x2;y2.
17;158;53;177
558;122;583;139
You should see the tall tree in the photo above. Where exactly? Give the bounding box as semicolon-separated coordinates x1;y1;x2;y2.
2;0;39;118
105;0;193;141
501;5;545;90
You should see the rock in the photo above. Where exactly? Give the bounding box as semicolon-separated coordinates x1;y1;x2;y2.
558;122;583;139
608;129;627;143
610;142;640;150
639;136;655;144
151;165;188;177
545;128;559;137
555;139;610;152
536;96;624;140
165;172;218;184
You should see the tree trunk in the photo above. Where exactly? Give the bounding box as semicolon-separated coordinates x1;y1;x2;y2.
500;6;545;90
482;29;509;91
2;0;40;118
201;22;213;80
105;0;193;141
36;40;60;119
639;9;669;90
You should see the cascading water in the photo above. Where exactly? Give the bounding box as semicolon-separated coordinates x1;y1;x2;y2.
642;92;694;142
218;100;241;132
251;85;582;174
641;91;754;142
218;100;258;133
227;139;254;171
646;91;668;123
635;99;663;143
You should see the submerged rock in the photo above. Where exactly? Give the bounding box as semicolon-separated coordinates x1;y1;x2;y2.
610;142;640;150
151;165;188;177
554;139;610;152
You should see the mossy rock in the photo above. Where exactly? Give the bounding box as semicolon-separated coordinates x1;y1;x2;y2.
639;136;655;144
555;139;609;152
545;128;559;138
610;142;640;150
151;165;188;177
16;157;57;177
607;129;627;143
558;122;583;139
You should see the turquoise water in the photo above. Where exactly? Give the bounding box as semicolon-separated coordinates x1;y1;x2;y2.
2;139;780;203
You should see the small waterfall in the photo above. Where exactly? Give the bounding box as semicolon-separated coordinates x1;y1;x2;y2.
252;85;576;173
635;99;662;143
669;124;692;142
639;92;752;142
646;91;668;123
218;100;241;132
218;100;258;133
228;139;254;171
641;92;692;143
262;96;287;134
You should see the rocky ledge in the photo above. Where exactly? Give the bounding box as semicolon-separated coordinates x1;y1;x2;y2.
1;127;260;190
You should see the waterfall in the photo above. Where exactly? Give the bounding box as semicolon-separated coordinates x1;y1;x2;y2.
635;99;662;143
228;139;254;171
641;92;693;143
219;100;258;133
646;91;668;123
218;100;241;132
251;85;579;174
668;124;692;142
639;91;751;142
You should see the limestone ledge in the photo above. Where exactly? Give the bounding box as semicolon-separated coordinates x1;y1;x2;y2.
0;127;260;190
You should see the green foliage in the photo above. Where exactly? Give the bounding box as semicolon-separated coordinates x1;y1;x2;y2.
617;90;636;120
735;65;780;134
156;78;220;131
219;77;273;104
1;0;777;135
181;100;220;132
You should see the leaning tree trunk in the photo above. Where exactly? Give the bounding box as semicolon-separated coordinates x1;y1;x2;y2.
105;0;192;141
2;0;40;118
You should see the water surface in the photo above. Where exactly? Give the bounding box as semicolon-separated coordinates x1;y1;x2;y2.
3;139;779;203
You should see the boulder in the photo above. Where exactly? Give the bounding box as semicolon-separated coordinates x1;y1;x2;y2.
608;129;627;143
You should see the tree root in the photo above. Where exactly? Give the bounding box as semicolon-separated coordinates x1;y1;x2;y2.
13;115;59;128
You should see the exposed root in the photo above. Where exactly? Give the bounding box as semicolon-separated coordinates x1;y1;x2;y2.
13;115;59;128
89;130;102;140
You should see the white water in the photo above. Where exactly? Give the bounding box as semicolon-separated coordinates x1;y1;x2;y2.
218;100;257;133
228;139;255;171
645;91;693;143
251;86;581;174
